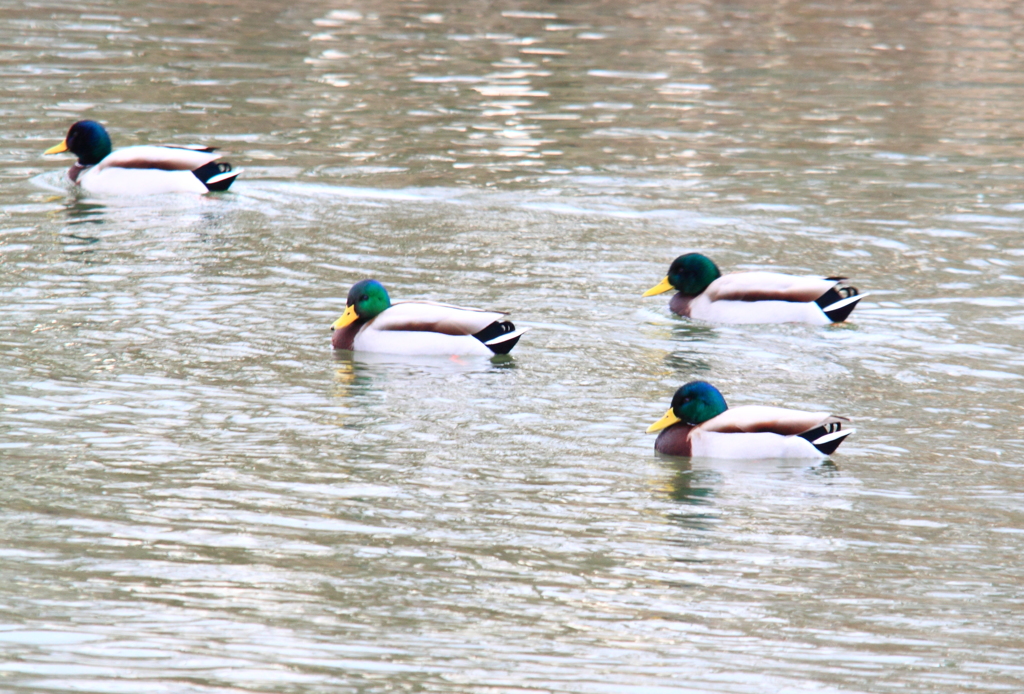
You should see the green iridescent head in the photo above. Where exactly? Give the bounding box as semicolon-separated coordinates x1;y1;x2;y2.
332;279;391;329
643;253;722;297
647;381;729;432
44;120;113;166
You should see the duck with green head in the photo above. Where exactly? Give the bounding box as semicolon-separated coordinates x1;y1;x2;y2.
332;279;528;356
647;381;852;458
643;253;864;324
44;120;239;195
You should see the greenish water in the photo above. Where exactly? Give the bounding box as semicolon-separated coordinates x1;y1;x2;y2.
2;1;1024;692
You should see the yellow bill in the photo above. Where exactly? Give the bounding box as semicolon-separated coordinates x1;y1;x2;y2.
642;276;674;297
646;407;681;433
331;304;359;330
44;140;69;155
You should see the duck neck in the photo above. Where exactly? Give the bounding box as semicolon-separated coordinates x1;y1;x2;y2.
68;163;89;183
331;319;365;350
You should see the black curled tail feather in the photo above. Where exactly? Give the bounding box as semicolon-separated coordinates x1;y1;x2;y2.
815;283;862;323
473;320;523;355
192;161;240;192
797;420;842;444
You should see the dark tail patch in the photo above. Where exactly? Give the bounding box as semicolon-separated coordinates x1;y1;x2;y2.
815;284;861;323
810;430;851;456
192;161;239;191
474;320;522;355
799;421;851;455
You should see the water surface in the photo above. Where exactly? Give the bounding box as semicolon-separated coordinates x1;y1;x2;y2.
2;1;1024;692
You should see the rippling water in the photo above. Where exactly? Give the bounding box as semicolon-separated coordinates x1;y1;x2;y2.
3;1;1024;692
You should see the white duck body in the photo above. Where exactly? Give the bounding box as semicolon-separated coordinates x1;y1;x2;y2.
71;145;230;195
336;301;525;356
680;272;838;325
690;430;822;458
657;405;852;459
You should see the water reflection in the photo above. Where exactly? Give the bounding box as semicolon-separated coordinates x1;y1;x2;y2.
329;350;522;435
663;350;713;375
670;322;718;342
807;458;841;478
60;230;102;256
332;349;518;375
63;201;107;224
330;358;375;401
661;457;716;506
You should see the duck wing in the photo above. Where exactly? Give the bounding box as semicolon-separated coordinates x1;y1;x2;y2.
705;272;839;303
94;145;221;172
698;405;847;436
370;301;508;336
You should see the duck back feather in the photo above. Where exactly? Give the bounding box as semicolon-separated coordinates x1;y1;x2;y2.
370;301;506;335
94;145;221;172
698;405;842;436
705;272;837;303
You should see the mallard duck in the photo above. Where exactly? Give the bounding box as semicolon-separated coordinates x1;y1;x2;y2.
331;279;528;356
43;120;239;195
643;253;864;324
647;381;852;458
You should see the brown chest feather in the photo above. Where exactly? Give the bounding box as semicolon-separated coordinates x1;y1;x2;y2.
654;424;694;456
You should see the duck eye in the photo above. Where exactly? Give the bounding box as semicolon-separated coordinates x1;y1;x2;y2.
360;294;368;302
